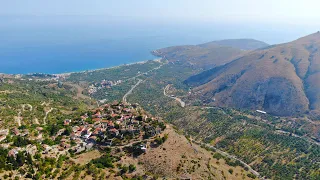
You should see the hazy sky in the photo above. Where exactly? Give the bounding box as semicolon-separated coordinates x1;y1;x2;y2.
1;0;320;45
2;0;320;25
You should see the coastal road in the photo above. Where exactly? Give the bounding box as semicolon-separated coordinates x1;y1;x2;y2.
123;79;143;104
163;84;185;108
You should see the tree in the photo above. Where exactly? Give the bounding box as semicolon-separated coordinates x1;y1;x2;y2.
129;164;136;172
63;126;72;136
13;136;30;147
121;165;128;174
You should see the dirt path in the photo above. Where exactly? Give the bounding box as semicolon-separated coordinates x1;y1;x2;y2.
34;118;40;125
15;111;22;127
22;104;33;111
65;83;91;99
304;117;320;125
195;141;264;179
205;107;319;146
163;84;185;107
138;125;254;179
275;130;320;146
43;108;53;125
14;104;34;126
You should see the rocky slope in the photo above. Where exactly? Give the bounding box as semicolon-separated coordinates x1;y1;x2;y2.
185;32;320;117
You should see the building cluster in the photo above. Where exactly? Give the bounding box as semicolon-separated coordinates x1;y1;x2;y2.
65;102;163;153
88;79;122;94
0;102;164;158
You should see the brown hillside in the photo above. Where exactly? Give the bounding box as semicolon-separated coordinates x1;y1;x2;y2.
185;32;320;116
200;39;269;50
138;126;255;179
152;39;269;70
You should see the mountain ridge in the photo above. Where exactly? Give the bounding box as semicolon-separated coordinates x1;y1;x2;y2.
152;39;269;70
185;32;320;117
199;38;269;50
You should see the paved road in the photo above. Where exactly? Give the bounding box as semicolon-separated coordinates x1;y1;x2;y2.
123;79;143;104
121;61;167;104
163;84;185;107
125;61;167;82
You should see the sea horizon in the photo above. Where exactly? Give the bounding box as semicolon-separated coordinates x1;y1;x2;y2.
1;15;317;74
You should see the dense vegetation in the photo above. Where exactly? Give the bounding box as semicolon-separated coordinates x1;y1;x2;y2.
128;62;198;114
66;60;162;83
169;107;320;180
92;80;137;102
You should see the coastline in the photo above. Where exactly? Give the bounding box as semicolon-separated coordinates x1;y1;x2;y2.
0;58;162;77
54;58;162;76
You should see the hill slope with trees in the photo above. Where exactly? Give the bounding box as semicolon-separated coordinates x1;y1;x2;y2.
185;32;320;117
152;39;269;70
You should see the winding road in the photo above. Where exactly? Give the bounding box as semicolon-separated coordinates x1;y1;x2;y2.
163;84;185;107
43;108;53;125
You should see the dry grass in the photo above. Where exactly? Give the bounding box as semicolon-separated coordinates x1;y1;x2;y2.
72;150;103;165
137;125;255;179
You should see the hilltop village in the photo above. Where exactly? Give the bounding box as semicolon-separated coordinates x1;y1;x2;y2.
0;102;167;179
1;102;166;157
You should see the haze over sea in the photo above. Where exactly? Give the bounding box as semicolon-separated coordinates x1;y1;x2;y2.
0;16;316;74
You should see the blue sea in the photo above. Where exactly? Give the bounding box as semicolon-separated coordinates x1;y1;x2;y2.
0;16;315;74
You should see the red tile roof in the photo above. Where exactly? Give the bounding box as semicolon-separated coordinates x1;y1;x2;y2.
93;118;101;122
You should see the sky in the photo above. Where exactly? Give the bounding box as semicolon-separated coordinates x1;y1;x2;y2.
1;0;320;45
2;0;320;25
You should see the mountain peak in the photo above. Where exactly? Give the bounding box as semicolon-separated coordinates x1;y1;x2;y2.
185;33;320;117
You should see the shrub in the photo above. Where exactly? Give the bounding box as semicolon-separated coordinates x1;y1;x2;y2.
212;153;224;160
129;164;136;172
247;173;256;179
91;154;115;168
